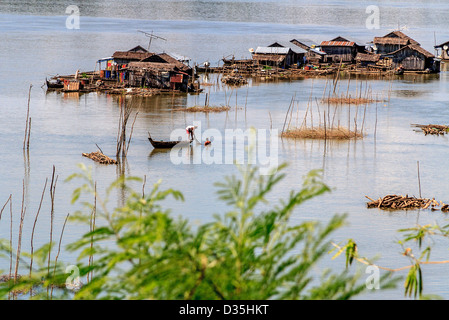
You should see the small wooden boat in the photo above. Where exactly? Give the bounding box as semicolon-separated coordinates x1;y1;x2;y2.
148;132;191;149
46;77;64;89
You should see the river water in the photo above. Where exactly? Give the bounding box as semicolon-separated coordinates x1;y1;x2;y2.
1;0;449;300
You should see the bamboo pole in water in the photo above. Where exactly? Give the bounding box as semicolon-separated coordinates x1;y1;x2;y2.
88;182;97;283
23;84;32;150
0;195;11;221
14;181;26;284
51;213;70;299
9;195;12;300
417;161;422;199
281;96;294;134
47;166;57;298
29;179;48;297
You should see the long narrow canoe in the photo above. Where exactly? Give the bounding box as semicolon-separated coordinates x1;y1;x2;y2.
148;132;191;149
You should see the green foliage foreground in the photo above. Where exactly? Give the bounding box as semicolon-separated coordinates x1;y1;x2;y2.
0;163;398;300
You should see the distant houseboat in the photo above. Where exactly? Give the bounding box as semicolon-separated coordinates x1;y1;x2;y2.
319;36;364;63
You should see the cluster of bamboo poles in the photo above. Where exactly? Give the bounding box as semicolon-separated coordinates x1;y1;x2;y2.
186;79;249;116
0;165;99;299
280;73;395;140
116;96;140;160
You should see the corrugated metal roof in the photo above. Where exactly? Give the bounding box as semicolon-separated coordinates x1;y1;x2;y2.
320;41;355;47
255;46;290;55
290;39;318;49
309;48;326;55
268;41;307;54
252;54;286;63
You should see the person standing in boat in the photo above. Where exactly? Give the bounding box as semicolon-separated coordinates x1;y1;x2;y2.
186;125;198;141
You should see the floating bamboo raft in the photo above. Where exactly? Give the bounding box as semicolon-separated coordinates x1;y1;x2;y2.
82;151;117;164
366;194;449;212
412;124;449;135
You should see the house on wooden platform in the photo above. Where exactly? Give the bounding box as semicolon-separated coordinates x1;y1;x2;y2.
372;31;420;55
95;45;195;91
319;36;364;63
96;45;154;80
125;52;194;92
290;39;327;64
369;31;440;72
385;45;439;72
251;41;307;68
434;40;449;60
140;52;193;76
126;62;183;90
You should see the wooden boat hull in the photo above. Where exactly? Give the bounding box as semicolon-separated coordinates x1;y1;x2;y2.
148;137;182;148
46;79;64;89
148;132;192;149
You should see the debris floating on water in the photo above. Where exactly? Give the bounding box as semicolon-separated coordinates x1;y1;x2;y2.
82;151;117;165
366;194;449;212
412;124;449;135
221;74;248;86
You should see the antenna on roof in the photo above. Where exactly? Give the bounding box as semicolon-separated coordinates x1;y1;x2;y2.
138;30;167;51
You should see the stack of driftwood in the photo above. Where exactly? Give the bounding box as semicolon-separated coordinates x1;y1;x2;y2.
412;124;449;135
221;74;248;85
82;151;117;164
366;194;449;212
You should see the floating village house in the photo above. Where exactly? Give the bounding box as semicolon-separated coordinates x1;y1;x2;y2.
126;52;193;91
95;45;195;92
290;39;327;64
372;31;419;54
251;41;307;68
386;45;438;72
434;40;449;60
319;36;365;63
371;31;439;72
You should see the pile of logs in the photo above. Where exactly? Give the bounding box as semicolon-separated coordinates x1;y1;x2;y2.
221;75;248;86
0;275;18;282
82;151;117;164
412;124;449;135
366;194;449;212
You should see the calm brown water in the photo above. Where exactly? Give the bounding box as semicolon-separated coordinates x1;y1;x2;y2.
1;0;449;299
